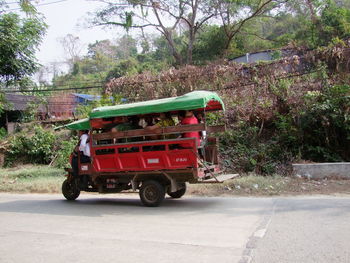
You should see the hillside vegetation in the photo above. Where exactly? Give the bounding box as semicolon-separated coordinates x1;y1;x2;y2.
0;0;350;176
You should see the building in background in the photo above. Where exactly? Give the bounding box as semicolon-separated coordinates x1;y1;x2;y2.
0;94;46;133
231;48;300;64
0;93;107;132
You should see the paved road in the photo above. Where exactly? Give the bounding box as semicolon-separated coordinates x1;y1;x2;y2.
251;197;350;263
0;193;349;263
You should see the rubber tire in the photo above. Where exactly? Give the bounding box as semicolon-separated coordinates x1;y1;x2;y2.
167;183;186;199
62;179;80;201
139;180;165;207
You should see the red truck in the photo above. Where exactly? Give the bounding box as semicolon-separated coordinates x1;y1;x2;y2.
62;91;232;206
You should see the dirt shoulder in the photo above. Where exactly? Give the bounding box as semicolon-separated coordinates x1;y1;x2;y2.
0;166;349;196
187;175;350;196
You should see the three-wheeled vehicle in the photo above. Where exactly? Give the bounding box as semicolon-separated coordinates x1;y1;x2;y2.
62;90;232;206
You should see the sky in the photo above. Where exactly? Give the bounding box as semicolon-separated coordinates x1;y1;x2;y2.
33;0;121;65
4;0;161;80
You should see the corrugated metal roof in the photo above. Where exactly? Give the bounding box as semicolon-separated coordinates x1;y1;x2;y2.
4;94;45;112
72;93;127;103
72;93;101;101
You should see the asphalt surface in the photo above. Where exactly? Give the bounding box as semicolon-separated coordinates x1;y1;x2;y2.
251;197;350;263
0;193;349;263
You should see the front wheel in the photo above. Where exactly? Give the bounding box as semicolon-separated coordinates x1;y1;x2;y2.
62;179;80;201
167;183;186;198
139;180;165;207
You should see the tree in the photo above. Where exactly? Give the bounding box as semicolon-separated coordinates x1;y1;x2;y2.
106;58;139;80
0;13;46;86
214;0;283;54
319;3;350;44
261;0;350;47
0;0;38;15
88;39;117;58
91;0;215;65
192;25;228;63
115;35;138;60
152;33;180;64
59;34;84;66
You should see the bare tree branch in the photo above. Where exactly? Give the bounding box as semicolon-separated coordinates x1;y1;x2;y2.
217;0;278;50
89;0;217;65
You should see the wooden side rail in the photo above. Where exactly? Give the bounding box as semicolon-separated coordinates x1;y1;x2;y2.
92;124;226;141
92;123;204;141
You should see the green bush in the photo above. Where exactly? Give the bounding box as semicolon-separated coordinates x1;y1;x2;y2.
219;84;350;175
299;84;350;161
0;127;7;139
5;125;78;168
6;125;56;165
219;123;285;174
54;137;78;168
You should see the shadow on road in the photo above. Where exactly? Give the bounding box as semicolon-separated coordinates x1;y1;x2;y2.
1;194;347;218
0;194;244;217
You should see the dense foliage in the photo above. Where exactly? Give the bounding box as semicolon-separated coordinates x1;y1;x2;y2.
6;126;56;165
54;138;78;169
0;13;46;86
220;84;350;174
298;85;350;161
84;0;350;65
5;125;77;169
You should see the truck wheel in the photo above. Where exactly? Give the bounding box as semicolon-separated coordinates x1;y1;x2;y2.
139;180;165;207
62;179;80;201
167;183;186;198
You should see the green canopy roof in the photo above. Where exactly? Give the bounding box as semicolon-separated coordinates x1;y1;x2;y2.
63;91;224;130
90;90;224;119
64;118;90;130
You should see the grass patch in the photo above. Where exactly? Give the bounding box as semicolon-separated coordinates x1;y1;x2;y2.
0;165;65;193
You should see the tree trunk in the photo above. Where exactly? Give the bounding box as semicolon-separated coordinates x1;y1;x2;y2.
187;29;194;64
164;31;183;65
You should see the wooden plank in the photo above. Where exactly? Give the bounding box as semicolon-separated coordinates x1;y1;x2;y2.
91;137;194;148
92;123;206;141
92;124;225;141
